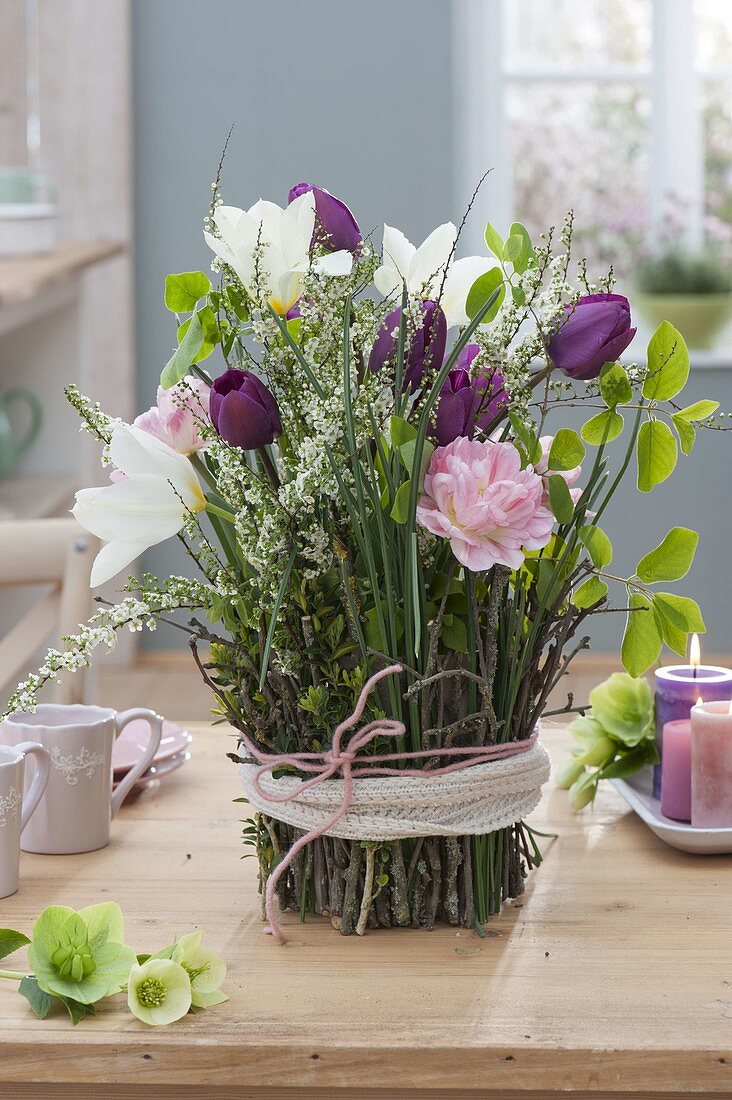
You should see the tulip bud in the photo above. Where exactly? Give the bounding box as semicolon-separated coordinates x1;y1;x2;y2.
432;368;478;446
555;757;586;790
368;300;447;392
210;369;282;450
450;344;509;433
548;293;636;381
288;182;361;255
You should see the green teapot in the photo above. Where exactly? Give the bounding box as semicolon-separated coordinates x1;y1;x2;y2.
0;389;43;480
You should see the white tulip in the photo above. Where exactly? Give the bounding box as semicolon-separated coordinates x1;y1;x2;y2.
374;222;497;328
204;191;353;316
72;425;206;587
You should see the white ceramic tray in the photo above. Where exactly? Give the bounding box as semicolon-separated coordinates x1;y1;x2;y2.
611;768;732;855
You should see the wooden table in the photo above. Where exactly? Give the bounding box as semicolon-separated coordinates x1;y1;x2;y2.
0;723;730;1100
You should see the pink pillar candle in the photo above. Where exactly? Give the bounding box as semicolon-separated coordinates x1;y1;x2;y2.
660;719;692;822
691;701;732;828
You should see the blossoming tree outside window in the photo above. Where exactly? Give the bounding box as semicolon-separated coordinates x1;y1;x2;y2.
7;176;727;935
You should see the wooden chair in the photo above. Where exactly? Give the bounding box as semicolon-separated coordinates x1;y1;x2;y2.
0;518;98;705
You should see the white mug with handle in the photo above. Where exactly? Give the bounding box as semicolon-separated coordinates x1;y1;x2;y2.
0;741;50;897
1;705;162;854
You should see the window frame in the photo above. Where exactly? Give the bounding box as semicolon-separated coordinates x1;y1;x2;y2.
453;0;719;255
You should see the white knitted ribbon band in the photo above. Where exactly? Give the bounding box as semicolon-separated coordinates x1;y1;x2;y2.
240;739;551;841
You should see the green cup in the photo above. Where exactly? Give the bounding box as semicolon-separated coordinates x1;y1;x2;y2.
0;389;43;480
0;169;57;205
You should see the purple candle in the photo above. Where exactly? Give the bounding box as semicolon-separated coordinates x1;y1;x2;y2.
654;646;732;798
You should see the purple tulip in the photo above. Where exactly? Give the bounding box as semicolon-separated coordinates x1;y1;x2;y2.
454;344;509;431
368;300;447;392
433;368;479;446
210;368;282;450
548;293;636;381
288;182;361;255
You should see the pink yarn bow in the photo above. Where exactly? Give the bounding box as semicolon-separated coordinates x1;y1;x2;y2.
238;664;536;941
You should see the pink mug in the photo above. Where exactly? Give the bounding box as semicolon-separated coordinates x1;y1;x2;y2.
2;704;162;854
0;742;50;897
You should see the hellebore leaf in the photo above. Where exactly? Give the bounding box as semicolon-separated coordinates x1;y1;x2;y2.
643;321;690;401
636;420;677;492
547;429;585;471
636;528;699;584
621;594;663;677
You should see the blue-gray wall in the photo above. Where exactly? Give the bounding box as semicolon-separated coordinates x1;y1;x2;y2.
132;0;732;655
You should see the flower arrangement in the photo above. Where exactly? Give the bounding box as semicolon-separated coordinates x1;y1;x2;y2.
5;176;728;936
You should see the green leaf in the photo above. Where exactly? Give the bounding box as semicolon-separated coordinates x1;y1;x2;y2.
507;221;534;273
659;611;689;658
643;321;690;401
599;362;632;408
62;996;96;1026
573;576;608;609
600;743;658;779
19;976;55;1020
0;928;30;961
484;222;504;260
441;613;468;653
548;474;574;524
653;593;706;634
164;271;211;313
547;428;585;471
636;420;677;492
672;414;696;455
636;527;699;584
504;224;534;273
509;411;542;464
578;525;613;568
177;305;220;364
465;268;505;323
674;400;719;422
390;480;411;524
581;409;624;445
226;285;249;321
400;438;434;482
389;415;416;448
160;308;204;388
621;594;663;677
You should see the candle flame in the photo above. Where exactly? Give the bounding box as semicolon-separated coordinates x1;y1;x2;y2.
689;633;701;669
695;694;704;708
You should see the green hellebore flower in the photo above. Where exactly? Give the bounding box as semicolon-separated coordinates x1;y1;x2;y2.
569;770;598;810
171;931;227;1009
555;756;585;790
587;672;654;747
28;903;136;1006
128;958;192;1026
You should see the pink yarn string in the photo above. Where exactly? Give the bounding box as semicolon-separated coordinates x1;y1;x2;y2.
238;664;537;942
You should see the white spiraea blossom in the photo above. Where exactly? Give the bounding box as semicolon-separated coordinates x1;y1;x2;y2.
72;425;205;587
204;191;353;315
373;222;496;328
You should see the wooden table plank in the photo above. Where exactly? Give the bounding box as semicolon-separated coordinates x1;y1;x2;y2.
0;722;730;1097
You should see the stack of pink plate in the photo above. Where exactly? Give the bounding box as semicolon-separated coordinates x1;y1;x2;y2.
112;719;192;792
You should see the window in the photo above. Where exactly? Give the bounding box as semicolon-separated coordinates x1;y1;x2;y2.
454;0;732;275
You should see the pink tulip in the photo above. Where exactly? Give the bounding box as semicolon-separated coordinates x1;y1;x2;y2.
535;435;583;508
416;438;553;571
134;379;210;455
